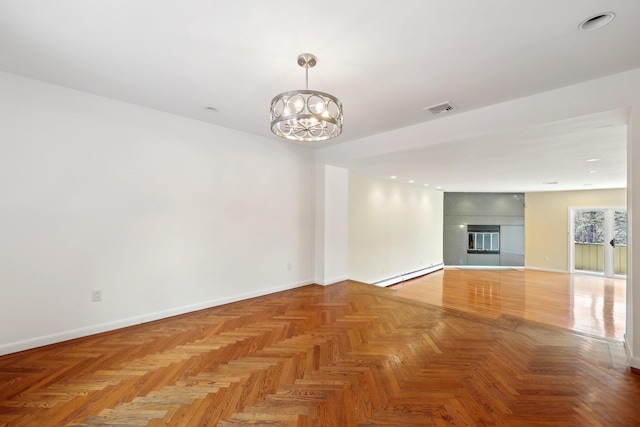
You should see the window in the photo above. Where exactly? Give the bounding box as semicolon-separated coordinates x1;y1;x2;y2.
467;225;500;254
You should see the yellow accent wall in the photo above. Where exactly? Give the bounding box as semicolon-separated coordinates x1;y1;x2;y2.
524;189;626;272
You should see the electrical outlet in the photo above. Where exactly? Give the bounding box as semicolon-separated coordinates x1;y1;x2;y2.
544;256;550;262
92;290;102;302
287;262;292;271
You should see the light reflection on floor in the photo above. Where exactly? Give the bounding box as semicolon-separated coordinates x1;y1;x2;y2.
391;268;626;340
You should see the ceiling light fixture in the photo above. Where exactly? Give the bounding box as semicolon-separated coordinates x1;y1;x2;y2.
270;53;343;142
579;12;614;31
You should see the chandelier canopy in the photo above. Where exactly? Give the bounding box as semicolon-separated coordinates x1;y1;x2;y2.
270;53;343;142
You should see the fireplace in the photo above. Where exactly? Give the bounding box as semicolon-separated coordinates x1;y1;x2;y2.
467;225;500;254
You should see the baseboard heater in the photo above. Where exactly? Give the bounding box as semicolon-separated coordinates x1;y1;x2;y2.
371;263;444;287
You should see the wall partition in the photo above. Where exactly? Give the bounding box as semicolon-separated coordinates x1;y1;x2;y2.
443;193;524;267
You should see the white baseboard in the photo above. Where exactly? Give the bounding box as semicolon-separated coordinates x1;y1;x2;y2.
371;264;444;287
523;266;569;274
0;279;313;357
624;334;640;369
315;275;349;286
449;265;524;270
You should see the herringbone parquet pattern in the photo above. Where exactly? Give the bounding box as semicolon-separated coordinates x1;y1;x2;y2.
1;280;639;426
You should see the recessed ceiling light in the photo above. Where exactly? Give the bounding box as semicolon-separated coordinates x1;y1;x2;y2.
586;158;600;162
543;181;558;185
408;180;415;183
390;175;397;179
579;12;614;31
588;170;598;174
424;184;429;187
205;106;218;112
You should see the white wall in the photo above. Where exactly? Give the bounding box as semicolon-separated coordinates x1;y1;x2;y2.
628;107;639;368
323;166;349;284
313;164;349;285
0;72;315;355
348;173;443;284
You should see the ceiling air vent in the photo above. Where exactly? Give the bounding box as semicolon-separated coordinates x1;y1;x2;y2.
424;101;456;116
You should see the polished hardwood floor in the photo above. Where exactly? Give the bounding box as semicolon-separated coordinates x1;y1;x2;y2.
1;271;639;426
392;268;627;340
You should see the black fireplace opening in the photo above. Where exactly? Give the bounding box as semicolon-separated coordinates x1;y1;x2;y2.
467;225;500;254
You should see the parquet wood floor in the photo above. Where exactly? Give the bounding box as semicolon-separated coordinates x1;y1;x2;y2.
1;277;639;426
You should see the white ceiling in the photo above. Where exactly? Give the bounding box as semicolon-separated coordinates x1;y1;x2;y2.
1;1;638;192
335;109;629;192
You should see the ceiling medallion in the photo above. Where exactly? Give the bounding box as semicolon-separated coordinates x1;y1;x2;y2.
270;53;343;142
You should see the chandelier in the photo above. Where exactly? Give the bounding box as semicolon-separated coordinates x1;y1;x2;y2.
270;53;343;142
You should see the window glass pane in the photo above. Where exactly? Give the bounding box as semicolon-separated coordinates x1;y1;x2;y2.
614;210;627;275
614;210;627;246
574;210;605;244
492;233;500;251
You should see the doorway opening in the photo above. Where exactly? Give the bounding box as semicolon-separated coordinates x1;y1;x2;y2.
569;207;627;278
